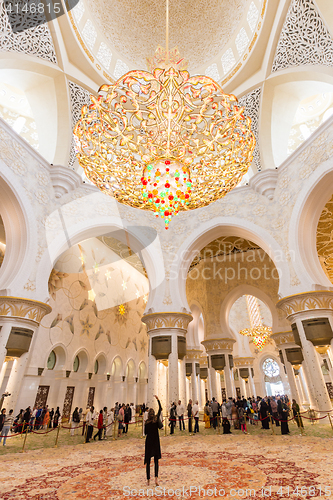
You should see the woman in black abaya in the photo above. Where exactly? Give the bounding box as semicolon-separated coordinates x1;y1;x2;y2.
260;398;270;429
280;404;290;435
144;395;163;486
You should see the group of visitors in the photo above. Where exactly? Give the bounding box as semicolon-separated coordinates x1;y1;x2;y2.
163;394;300;436
81;402;136;442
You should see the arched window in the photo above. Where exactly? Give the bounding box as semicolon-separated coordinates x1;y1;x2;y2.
262;358;279;378
47;350;56;370
73;355;80;372
94;360;99;374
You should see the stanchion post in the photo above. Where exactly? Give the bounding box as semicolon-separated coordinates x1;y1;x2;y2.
20;428;28;453
269;414;275;435
21;422;25;438
217;415;221;435
164;415;167;437
141;416;144;439
191;415;194;436
54;423;61;448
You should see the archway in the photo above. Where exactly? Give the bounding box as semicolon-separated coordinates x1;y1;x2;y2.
289;157;333;288
173;218;290;313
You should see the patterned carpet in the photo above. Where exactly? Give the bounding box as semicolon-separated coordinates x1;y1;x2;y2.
0;434;333;499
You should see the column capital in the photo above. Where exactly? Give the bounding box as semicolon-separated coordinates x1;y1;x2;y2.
233;357;255;368
201;338;236;353
185;349;203;361
271;331;297;347
141;312;193;334
0;296;52;325
276;291;333;320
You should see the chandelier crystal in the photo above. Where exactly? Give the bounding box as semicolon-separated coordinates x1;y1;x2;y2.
73;3;255;229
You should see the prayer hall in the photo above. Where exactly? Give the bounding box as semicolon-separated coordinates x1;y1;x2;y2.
0;0;333;498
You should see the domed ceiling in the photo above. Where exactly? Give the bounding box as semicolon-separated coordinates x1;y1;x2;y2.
86;0;249;71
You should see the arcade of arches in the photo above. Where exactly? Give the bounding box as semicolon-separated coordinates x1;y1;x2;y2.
1;0;333;495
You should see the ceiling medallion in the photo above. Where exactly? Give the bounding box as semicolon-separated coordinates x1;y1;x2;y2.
74;2;255;229
239;295;272;351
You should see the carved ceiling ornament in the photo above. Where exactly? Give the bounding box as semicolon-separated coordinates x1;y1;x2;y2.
316;194;333;284
272;0;333;72
0;0;57;63
238;88;262;172
142;312;193;333
270;331;295;346
233;356;254;367
201;338;236;352
276;291;333;319
190;236;259;270
0;296;52;325
68;81;92;169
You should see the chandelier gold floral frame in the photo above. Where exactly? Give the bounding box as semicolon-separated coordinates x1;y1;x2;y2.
74;1;255;228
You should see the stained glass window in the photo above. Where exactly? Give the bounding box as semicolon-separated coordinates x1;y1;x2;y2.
262;358;280;378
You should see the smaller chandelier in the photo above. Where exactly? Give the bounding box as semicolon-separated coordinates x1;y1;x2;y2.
239;325;272;351
239;295;272;350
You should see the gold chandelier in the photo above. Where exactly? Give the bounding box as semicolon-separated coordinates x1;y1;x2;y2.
74;2;255;229
239;296;272;350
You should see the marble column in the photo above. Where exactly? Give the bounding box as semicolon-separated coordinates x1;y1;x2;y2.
277;292;333;412
201;338;236;400
299;365;311;405
208;356;217;400
249;369;256;398
0;297;51;413
191;362;198;402
280;347;300;402
142;312;192;409
224;356;235;398
0;360;8;392
0;323;12;370
233;357;254;400
146;334;158;409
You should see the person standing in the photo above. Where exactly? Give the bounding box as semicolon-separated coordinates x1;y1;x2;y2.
85;406;95;443
259;398;270;430
211;398;219;429
118;404;125;438
53;407;60;428
169;402;176;435
192;400;199;433
187;399;193;433
281;404;290;435
81;406;89;436
144;395;162;487
177;400;185;431
130;403;136;423
124;404;131;434
42;407;50;430
292;399;303;428
0;409;14;446
94;410;104;441
203;402;210;428
221;400;231;434
270;397;279;427
0;409;5;435
238;406;247;434
49;408;54;428
102;407;108;439
71;407;80;436
106;407;114;437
